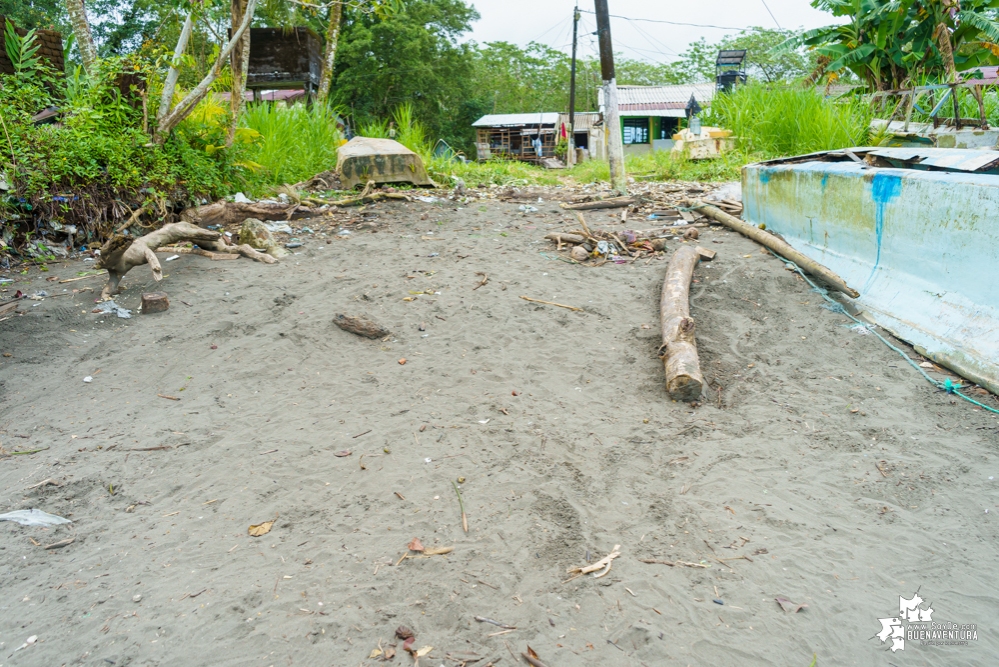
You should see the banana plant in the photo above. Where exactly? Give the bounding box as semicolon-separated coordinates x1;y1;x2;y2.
777;0;999;90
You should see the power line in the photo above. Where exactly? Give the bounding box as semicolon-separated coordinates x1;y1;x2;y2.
577;8;743;31
760;0;783;30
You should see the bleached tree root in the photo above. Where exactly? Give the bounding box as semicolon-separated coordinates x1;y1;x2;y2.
96;222;276;300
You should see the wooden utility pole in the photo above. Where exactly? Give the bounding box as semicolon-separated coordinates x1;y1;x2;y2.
568;6;580;167
594;0;626;194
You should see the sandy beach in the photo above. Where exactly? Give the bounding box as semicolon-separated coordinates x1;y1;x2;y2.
1;187;997;666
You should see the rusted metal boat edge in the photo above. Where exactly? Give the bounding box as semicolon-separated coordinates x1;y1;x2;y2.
742;148;999;395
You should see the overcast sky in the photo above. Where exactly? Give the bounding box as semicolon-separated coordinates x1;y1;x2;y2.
464;0;836;62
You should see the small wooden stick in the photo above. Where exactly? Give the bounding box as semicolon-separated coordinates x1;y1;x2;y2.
452;480;468;532
520;296;582;312
571;211;596;241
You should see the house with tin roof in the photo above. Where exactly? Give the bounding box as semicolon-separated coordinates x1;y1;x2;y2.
598;83;717;155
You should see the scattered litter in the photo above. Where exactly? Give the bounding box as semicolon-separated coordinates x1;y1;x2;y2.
83;376;92;383
232;192;253;203
133;594;142;602
408;537;425;552
13;635;37;652
775;596;808;613
28;290;48;299
518;205;539;213
248;518;275;537
713;598;725;605
334;450;352;457
285;242;304;249
263;221;293;234
165;255;180;261
416;196;441;203
337;229;351;236
0;508;72;526
92;300;132;319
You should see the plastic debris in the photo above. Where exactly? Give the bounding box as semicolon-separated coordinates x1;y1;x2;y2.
596;240;611;256
93;300;132;319
83;376;92;383
518;205;539;213
263;221;293;234
232;192;253;204
0;509;72;526
165;255;180;261
338;229;352;236
416;196;440;203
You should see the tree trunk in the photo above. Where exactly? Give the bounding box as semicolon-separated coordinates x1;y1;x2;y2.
65;0;97;71
158;12;196;124
316;0;343;103
154;0;259;144
659;245;704;402
226;0;251;146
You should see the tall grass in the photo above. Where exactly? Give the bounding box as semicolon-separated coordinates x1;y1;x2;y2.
358;103;432;158
707;83;872;157
240;103;342;193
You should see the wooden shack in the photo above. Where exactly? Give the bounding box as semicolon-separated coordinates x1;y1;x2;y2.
0;17;64;75
246;27;322;95
472;113;560;163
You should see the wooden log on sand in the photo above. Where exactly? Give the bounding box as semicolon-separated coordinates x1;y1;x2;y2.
561;196;638;211
660;245;704;401
683;198;860;298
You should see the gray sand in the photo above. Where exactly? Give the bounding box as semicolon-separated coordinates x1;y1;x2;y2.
1;193;997;666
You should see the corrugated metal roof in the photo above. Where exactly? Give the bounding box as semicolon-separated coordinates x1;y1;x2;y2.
865;147;999;172
558;111;601;130
962;66;999;85
599;84;716;112
472;113;559;128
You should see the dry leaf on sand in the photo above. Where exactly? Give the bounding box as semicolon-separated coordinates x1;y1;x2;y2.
414;646;433;657
248;519;275;537
775;596;808;613
566;544;621;579
408;537;425;552
383;647;396;659
396;625;414;640
368;648;383;659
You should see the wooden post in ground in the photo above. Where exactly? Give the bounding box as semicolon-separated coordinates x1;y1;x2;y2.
660;245;704;401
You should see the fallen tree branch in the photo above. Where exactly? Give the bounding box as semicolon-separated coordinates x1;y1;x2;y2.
660;245;704;401
685;199;859;298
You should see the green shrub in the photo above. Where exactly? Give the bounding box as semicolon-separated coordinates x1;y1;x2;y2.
1;60;238;237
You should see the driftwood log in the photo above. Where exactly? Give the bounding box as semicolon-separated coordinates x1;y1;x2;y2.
684;199;860;298
96;222;276;300
660;245;705;401
561;196;639;211
180;200;316;226
334;314;391;339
